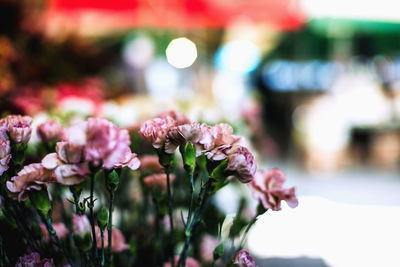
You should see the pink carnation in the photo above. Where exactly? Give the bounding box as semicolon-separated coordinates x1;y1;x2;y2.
0;115;32;144
142;173;176;191
157;110;191;125
85;118;140;170
0;138;11;176
206;144;232;161
165;122;202;154
95;226;129;252
226;146;256;183
6;163;53;201
139;116;176;149
42;142;89;185
250;168;298;211
72;214;91;237
232;250;257;267
37;120;64;143
199;123;241;151
15;252;54;267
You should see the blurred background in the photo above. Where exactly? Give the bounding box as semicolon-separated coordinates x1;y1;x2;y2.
1;0;400;266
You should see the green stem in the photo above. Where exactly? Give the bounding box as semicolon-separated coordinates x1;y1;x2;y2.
166;170;175;267
187;172;195;226
239;216;258;250
178;181;211;267
41;213;75;267
89;175;98;261
107;189;114;264
101;228;105;267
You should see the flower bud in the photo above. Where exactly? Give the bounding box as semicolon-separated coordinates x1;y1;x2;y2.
180;142;196;173
106;170;119;192
157;149;174;169
97;206;108;230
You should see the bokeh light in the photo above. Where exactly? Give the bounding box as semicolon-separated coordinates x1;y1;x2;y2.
215;40;261;74
166;37;197;69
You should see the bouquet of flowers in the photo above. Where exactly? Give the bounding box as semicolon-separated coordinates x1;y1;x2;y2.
0;111;298;267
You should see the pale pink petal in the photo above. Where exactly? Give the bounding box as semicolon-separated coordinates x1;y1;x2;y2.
42;153;61;169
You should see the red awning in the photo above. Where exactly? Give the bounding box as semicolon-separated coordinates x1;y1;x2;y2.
45;0;305;31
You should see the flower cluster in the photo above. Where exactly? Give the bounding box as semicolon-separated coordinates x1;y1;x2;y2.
139;115;256;183
41;117;140;186
0;111;297;267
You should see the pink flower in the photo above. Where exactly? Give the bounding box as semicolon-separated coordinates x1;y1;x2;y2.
250;168;298;211
63;120;87;146
199;123;241;151
40;223;68;243
72;214;91;237
37;120;64;143
0;115;32;144
0;114;32;126
157;110;191;125
139;155;163;173
200;235;219;263
164;256;200;267
6;163;53;201
112;151;140;170
85;118;140;170
95;226;129;252
142;173;176;191
15;252;54;267
165;123;202;154
232;250;257;267
0;127;8;140
226;146;256;183
0;138;11;176
206;144;232;161
42;142;89;185
56;142;85;164
139;116;176;149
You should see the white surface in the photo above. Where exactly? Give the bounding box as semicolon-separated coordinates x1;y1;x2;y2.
247;168;400;267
